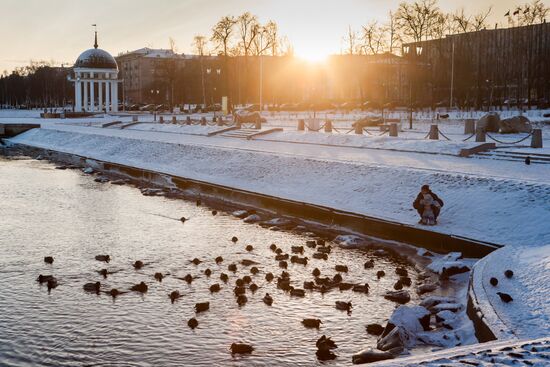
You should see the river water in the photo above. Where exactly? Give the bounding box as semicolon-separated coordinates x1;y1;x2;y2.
0;156;422;366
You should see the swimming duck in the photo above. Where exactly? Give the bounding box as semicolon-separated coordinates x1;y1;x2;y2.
393;280;403;290
245;245;254;252
133;260;144;269
338;283;354;291
290;256;308;265
154;272;165;282
44;256;54;264
231;236;239;243
269;244;277;252
240;259;259;266
305;240;317;248
169;290;182;303
335;301;352;312
83;281;101;294
215;256;224;264
497;292;513;303
504;270;514;278
335;265;348;273
395;267;408;277
490;277;498;286
250;267;259;275
242;275;252;284
290;288;305;297
400;276;412;287
212;210;218;216
37;274;55;284
291;246;304;254
230;343;253;354
204;268;212;277
220;273;229;283
265;272;274;282
95;255;110;263
188;317;199;329
234;286;246;295
228;264;237;272
275;248;283;255
249;283;258;293
353;283;370;293
130;281;148;293
279;261;288;269
263;293;273;306
235;278;244;287
376;270;386;279
275;254;289;261
332;274;343;283
364;260;374;269
302;318;322;328
312;252;328;260
209;283;221;293
195;302;210;313
236;294;248;306
191;258;201;265
304;281;315;289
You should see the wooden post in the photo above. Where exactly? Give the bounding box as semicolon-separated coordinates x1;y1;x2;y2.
255;120;262;129
429;125;439;140
531;129;543;148
475;127;486;142
324;120;332;133
217;118;224;126
355;123;363;135
297;119;305;131
132;115;138;122
159;115;164;123
186;116;191;125
389;123;398;137
200;117;206;126
464;119;475;134
153;112;157;122
172;116;177;124
213;116;217;122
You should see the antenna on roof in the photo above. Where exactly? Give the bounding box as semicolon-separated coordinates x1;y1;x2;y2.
92;24;98;49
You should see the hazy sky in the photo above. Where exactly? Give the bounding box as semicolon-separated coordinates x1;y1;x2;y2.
1;0;521;72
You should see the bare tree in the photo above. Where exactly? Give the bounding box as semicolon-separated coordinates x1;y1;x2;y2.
168;37;177;53
211;15;236;56
386;11;402;54
278;35;294;56
519;0;549;25
342;25;359;54
237;12;259;56
395;0;442;43
361;21;386;55
472;6;492;31
192;35;208;56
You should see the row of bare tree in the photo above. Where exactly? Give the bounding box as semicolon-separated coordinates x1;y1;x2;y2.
341;0;548;56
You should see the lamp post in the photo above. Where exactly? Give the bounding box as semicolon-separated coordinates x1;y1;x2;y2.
403;44;423;129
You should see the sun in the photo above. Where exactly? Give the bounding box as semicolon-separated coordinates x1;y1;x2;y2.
295;46;330;64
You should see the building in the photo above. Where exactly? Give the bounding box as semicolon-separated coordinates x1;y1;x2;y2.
403;22;550;108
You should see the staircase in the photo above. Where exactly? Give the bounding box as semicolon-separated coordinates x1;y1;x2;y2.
473;149;550;164
219;128;262;139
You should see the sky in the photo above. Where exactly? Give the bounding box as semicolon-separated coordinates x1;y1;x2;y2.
0;0;521;72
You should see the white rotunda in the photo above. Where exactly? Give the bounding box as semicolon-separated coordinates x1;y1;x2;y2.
70;32;119;112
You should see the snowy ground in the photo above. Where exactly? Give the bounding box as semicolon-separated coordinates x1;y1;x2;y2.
2;109;549;355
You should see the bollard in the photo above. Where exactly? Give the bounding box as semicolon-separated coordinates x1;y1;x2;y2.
172;116;177;124
153;112;157;122
389;123;398;137
324;120;332;133
531;129;543;148
464;119;475;135
255;120;261;129
217;118;224;126
297;119;305;131
475;127;486;142
429;124;439;140
355;123;363;135
236;120;242;129
213;116;217;122
159;116;164;123
186;116;191;125
132;115;138;122
200;117;206;126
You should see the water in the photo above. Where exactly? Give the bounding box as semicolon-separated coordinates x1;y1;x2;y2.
0;156;421;366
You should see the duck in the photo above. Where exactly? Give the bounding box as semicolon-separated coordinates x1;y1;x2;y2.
277;279;292;292
44;256;54;264
290;255;308;265
339;283;354;291
235;278;244;287
275;248;283;255
107;288;126;298
504;270;514;278
335;265;348;273
376;270;386;279
180;217;187;223
302;318;322;328
47;278;58;291
240;259;258;266
228;264;237;272
95;255;110;263
195;302;210;313
191;258;201;266
231;236;239;243
316;239;326;246
154;272;165;282
130;281;148;293
169;290;182;303
332;273;343;283
182;274;194;284
209;283;221;293
291;246;304;254
313;252;328;260
393;280;403;290
250;267;259;275
316;336;337;361
245;245;254;252
400;276;412;287
269;244;277;252
275;254;289;261
364;260;374;269
97;269;117;279
83;281;101;294
366;323;385;336
249;283;258;293
188;317;199;329
215;256;224;264
335;301;352;312
304;281;315;289
265;272;274;282
290;288;305;297
497;292;513;303
317;246;331;254
37;274;55;284
490;277;498;286
312;268;321;277
280;271;290;279
236;294;248;306
230;342;254;354
395;267;408;277
263;293;273;306
204;269;212;277
133;260;144;269
220;273;229;283
353;283;370;293
211;210;218;216
242;275;252;284
234;286;246;295
316;335;337;350
306;240;317;248
279;261;288;269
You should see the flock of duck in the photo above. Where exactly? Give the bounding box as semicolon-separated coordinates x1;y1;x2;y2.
37;229;417;361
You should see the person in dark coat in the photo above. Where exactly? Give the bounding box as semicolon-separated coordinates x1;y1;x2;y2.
413;185;444;224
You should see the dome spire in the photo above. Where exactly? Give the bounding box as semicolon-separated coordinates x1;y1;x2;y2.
92;24;98;49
